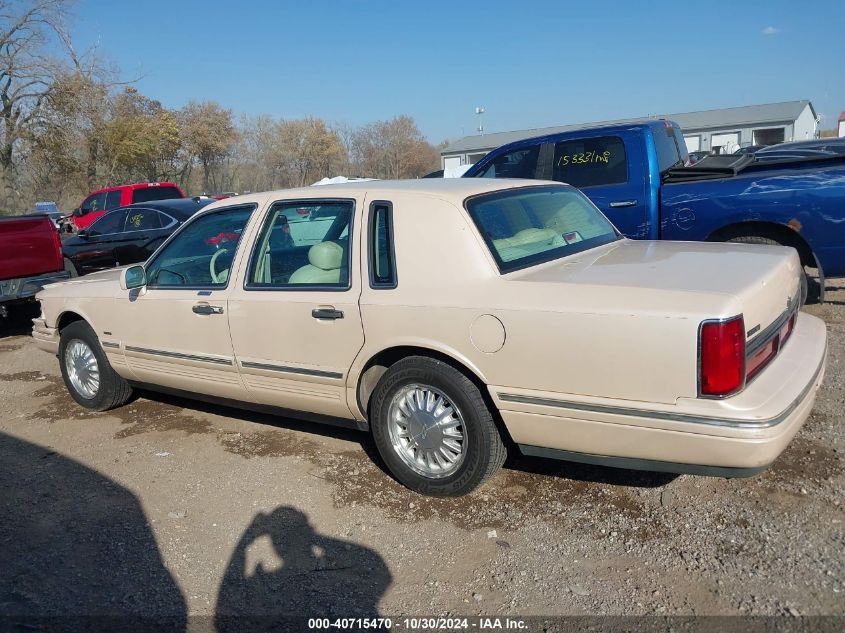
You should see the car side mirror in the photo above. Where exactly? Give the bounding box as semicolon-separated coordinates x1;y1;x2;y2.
121;265;147;291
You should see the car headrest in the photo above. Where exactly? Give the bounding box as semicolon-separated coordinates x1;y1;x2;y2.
308;241;344;271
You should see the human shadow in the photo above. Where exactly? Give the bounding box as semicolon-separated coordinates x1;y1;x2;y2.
0;432;186;631
215;506;392;631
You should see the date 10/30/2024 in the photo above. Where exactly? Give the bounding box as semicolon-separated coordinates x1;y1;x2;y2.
558;150;611;166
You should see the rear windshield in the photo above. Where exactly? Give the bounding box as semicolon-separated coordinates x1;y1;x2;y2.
465;186;619;273
132;186;181;204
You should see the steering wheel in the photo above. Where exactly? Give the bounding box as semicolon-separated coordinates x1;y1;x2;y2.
210;248;229;284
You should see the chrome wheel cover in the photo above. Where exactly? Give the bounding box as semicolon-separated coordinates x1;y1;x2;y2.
387;384;466;479
64;339;100;399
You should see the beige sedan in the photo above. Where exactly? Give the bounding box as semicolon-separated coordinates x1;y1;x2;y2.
33;180;827;496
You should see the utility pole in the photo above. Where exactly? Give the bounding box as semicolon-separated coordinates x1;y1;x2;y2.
475;106;485;136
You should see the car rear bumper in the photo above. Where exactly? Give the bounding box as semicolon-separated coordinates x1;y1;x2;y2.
31;317;60;355
0;271;70;305
491;312;827;475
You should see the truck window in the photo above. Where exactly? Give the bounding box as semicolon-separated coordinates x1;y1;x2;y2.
653;123;685;173
475;146;540;179
81;192;107;213
105;190;122;209
132;186;181;204
552;136;627;188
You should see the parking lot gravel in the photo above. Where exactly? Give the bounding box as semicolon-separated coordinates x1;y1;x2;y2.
0;285;843;623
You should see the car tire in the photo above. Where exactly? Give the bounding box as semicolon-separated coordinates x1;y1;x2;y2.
64;258;78;278
370;356;506;497
726;235;808;305
59;320;132;411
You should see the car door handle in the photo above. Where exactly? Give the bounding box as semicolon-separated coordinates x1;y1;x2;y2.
312;307;344;320
608;200;638;208
192;303;224;315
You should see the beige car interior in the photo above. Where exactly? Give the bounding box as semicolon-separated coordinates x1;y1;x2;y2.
289;240;346;284
490;196;611;262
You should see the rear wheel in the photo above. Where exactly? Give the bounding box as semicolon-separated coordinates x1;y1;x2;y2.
59;321;132;411
370;356;506;497
725;234;808;305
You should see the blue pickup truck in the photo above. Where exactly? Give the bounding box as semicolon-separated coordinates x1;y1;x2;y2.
463;120;845;299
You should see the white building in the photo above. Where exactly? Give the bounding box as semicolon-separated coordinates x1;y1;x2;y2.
441;100;818;168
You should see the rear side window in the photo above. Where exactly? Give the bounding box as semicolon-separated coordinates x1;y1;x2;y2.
368;201;396;288
246;200;353;289
653;123;685;173
552;136;627;188
105;190;122;209
475;146;540;179
125;209;163;231
132;186;181;204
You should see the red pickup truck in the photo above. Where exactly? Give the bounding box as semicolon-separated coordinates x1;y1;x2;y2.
0;215;70;317
72;182;184;230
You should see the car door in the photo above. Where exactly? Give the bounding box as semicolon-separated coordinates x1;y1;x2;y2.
113;208;164;266
227;197;365;419
549;131;651;239
74;209;129;273
113;203;257;401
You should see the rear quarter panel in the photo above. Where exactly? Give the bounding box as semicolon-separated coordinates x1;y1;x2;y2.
660;163;845;276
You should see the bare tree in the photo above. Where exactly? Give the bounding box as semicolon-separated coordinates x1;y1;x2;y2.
351;115;438;179
273;117;345;187
0;0;70;209
179;100;236;194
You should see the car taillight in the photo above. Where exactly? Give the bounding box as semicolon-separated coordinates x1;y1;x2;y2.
746;337;778;381
780;314;796;344
52;224;63;269
699;316;745;397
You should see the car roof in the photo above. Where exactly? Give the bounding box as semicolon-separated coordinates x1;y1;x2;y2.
197;178;570;213
121;197;214;219
89;182;181;194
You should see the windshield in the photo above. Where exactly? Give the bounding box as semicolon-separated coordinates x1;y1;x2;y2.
465;185;619;273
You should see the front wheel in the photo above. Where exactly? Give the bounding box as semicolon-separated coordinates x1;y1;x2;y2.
59;321;133;411
370;356;506;497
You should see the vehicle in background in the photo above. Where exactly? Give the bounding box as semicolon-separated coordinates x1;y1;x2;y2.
757;138;845;155
32;180;826;496
732;144;769;155
464;119;845;299
72;182;185;231
0;215;69;317
687;150;711;165
62;198;214;277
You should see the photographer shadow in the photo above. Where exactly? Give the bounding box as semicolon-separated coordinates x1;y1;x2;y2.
215;506;392;631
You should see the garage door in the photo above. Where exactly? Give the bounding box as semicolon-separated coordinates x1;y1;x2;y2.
684;136;701;152
711;132;739;155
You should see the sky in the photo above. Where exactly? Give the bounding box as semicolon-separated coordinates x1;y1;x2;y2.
70;0;845;143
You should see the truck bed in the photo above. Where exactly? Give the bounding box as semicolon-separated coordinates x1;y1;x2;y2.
664;153;845;183
0;215;64;282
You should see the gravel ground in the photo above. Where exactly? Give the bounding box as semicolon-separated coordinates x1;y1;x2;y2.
0;284;843;628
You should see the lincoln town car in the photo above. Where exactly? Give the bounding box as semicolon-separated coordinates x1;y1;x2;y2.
32;180;827;496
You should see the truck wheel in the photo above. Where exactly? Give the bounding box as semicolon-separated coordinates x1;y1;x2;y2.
58;320;132;411
370;356;507;497
64;258;78;278
726;235;808;305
